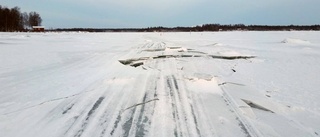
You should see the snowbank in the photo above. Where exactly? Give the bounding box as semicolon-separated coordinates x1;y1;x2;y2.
281;38;311;45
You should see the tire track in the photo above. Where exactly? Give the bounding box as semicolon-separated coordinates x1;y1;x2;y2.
166;75;181;137
220;89;261;137
99;82;139;137
97;72;156;137
190;104;201;137
134;78;158;137
74;97;105;137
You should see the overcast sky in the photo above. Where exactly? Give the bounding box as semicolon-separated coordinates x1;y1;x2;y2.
2;0;320;28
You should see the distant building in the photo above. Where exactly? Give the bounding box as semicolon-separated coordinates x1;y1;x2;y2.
32;26;45;32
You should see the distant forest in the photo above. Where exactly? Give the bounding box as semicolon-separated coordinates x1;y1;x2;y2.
0;5;42;32
55;24;320;32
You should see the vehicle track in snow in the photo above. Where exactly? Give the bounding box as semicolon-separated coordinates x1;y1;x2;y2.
2;33;319;137
3;37;314;137
17;40;256;137
91;40;256;137
102;40;260;137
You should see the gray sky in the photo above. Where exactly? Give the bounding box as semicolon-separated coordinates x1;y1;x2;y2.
2;0;320;28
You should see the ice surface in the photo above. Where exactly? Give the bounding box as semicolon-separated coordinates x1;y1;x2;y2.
0;31;319;137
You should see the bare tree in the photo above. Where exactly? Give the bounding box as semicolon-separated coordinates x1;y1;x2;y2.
21;12;29;29
28;11;42;27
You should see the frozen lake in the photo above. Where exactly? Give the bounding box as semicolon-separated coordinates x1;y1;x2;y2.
0;31;320;137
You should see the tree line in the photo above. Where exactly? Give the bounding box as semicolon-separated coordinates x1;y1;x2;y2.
0;5;42;32
54;24;320;32
137;24;320;32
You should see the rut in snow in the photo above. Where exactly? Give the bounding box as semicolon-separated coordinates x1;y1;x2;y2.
120;98;159;114
74;97;105;137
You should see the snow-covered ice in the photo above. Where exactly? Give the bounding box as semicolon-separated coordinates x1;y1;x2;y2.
0;31;320;137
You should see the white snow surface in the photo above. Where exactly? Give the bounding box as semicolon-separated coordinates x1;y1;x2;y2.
0;31;320;137
281;38;312;45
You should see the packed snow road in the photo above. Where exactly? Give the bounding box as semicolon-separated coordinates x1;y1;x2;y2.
0;32;320;137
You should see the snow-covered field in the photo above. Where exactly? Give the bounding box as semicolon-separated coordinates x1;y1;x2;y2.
0;31;319;137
